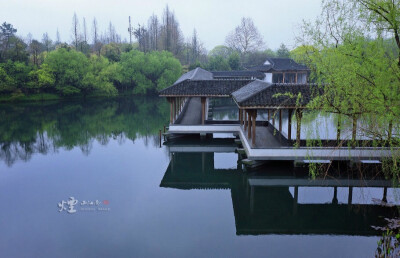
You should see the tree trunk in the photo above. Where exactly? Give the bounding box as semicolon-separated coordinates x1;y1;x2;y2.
351;114;357;148
336;114;341;144
296;109;302;147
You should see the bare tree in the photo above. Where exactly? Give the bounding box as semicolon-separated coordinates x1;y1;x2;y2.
225;17;264;53
92;17;98;44
82;17;87;43
42;32;52;52
71;12;80;49
128;16;134;44
148;14;159;50
56;29;61;44
161;5;183;55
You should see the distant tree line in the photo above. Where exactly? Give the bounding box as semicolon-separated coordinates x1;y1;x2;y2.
0;5;293;100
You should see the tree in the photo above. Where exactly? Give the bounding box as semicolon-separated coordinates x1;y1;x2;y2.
225;17;264;53
42;32;52;52
55;29;61;45
0;22;18;62
134;24;148;52
101;43;121;62
209;45;234;59
91;18;102;55
43;48;89;95
148;14;160;51
276;43;290;58
160;5;184;55
228;52;240;70
29;40;42;66
206;56;230;71
119;50;181;93
297;0;400;147
71;13;80;50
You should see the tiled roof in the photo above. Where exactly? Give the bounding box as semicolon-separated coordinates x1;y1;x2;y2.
212;70;265;80
159;79;252;97
174;67;213;85
249;58;309;72
231;80;271;103
232;83;321;108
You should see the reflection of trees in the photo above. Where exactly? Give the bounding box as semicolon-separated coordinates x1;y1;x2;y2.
0;96;169;166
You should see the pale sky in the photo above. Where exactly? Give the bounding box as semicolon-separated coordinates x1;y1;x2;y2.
1;0;322;51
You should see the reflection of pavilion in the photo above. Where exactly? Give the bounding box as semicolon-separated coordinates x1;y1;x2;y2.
160;151;397;236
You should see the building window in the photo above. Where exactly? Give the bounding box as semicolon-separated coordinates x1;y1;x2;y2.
297;73;307;83
272;73;283;83
284;73;296;83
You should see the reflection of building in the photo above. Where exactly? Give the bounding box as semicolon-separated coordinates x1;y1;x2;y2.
160;150;397;236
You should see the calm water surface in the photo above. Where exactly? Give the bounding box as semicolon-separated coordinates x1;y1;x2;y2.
0;97;398;258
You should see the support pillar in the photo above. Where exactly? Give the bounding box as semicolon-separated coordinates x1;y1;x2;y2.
169;98;173;124
272;109;275;127
293;186;298;215
348;187;353;205
244;110;248;131
201;97;206;125
279;109;282;133
288;109;293;141
383;187;387;203
252;110;257;146
248;110;252;139
332;187;338;204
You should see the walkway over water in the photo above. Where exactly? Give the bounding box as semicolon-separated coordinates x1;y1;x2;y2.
166;93;394;162
178;97;202;125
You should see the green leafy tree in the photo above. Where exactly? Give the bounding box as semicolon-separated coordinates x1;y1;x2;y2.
100;43;122;62
297;0;400;149
43;48;89;95
206;56;230;71
119;50;181;94
228;52;241;70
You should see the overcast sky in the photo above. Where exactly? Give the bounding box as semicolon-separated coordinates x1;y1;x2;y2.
1;0;322;51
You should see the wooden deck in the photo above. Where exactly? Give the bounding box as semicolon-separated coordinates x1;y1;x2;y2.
166;124;394;161
166;96;395;161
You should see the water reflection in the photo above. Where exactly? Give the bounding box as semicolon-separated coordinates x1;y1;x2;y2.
0;96;169;166
161;150;399;236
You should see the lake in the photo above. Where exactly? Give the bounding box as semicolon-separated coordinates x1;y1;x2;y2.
0;96;398;258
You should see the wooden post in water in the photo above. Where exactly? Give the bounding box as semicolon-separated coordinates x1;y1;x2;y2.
239;108;242;125
296;109;303;146
163;125;166;133
159;130;162;147
288;109;293;141
252;110;257;146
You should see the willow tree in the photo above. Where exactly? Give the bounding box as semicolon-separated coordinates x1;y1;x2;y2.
295;0;400;148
